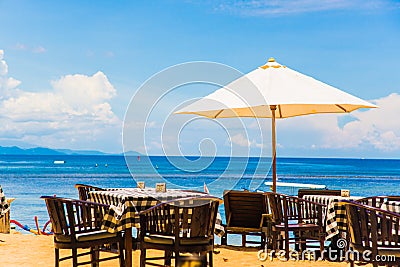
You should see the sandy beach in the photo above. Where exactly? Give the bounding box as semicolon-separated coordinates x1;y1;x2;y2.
0;231;355;267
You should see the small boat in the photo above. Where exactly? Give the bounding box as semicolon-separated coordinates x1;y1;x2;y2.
53;160;65;164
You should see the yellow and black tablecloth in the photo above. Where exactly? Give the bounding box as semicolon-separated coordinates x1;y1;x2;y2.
0;185;9;218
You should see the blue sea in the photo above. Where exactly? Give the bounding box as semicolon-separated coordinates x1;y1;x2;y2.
1;155;400;234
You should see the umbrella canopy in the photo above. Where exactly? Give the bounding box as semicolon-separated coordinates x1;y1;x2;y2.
175;57;377;192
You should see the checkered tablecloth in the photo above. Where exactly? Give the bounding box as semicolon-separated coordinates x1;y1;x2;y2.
0;186;10;218
303;195;361;240
381;201;400;214
89;188;224;236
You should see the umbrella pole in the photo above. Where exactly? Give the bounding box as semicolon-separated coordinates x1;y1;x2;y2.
270;105;277;192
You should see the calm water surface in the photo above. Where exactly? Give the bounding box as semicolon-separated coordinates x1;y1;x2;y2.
1;155;399;237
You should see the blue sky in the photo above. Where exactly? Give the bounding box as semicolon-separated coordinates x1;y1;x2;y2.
0;0;399;158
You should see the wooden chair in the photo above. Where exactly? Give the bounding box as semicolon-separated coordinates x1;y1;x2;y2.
298;189;342;198
75;184;104;201
355;196;400;208
41;196;125;267
139;197;220;267
344;201;400;267
222;190;271;247
74;183;127;252
266;192;326;260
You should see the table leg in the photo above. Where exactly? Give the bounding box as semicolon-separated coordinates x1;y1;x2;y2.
125;228;133;267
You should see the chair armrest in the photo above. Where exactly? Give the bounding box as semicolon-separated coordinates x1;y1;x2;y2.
41;196;110;208
138;202;167;216
260;214;273;228
137;196;201;216
138;196;222;216
78;199;110;208
343;200;400;218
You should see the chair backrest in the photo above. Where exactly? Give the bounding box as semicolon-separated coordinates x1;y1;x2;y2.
298;189;342;198
74;184;104;200
355;196;400;208
140;198;220;239
41;196;108;239
345;201;400;262
267;193;323;225
223;190;268;229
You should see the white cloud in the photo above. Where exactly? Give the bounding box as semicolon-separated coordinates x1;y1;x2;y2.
12;43;27;51
11;43;46;54
230;132;264;148
279;93;400;153
213;0;396;16
123;121;157;130
230;133;251;147
0;50;21;98
51;71;116;110
32;46;46;54
150;141;163;150
340;93;400;151
0;50;8;75
0;50;122;152
105;51;114;58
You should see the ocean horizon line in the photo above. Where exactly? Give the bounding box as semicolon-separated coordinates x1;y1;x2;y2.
1;153;399;161
1;145;398;160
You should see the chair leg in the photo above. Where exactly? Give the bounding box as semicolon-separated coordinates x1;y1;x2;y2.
319;239;325;260
261;232;266;249
285;231;290;260
72;248;78;267
241;234;246;247
118;239;125;267
165;250;172;266
280;233;284;250
267;236;273;250
174;251;179;267
90;247;95;267
276;232;283;250
221;233;227;245
271;232;278;251
140;248;146;267
55;248;60;267
209;250;213;267
298;231;306;252
90;247;99;267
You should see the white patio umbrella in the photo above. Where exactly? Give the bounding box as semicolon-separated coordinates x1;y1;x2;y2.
175;58;377;192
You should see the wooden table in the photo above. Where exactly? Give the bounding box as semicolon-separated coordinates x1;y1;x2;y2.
89;188;223;267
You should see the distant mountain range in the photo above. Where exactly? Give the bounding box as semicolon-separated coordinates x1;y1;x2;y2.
0;145;141;156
